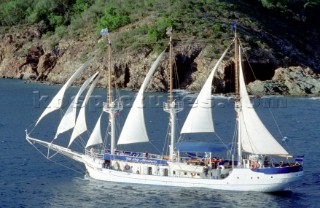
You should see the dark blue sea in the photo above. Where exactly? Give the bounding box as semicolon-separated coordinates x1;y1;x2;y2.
1;78;320;208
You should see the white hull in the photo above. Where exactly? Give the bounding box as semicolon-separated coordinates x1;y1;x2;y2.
82;155;303;192
26;128;303;193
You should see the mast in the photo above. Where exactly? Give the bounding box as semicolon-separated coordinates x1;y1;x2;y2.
234;27;242;166
101;28;123;155
164;28;183;161
108;39;112;104
169;36;173;104
107;36;116;155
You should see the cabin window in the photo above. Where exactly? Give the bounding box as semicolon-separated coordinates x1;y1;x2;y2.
173;171;176;175
148;167;152;175
184;172;187;175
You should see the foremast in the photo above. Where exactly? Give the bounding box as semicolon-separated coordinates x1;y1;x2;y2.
163;29;183;161
101;29;123;155
234;28;242;166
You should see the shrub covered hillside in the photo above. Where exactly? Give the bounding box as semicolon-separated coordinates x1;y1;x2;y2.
0;0;320;95
1;0;320;52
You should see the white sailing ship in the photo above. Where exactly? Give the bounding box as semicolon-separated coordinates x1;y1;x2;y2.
26;28;303;192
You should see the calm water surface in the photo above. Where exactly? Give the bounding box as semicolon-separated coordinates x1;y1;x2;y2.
0;79;319;208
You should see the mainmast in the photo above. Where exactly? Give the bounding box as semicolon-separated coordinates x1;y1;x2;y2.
101;28;123;155
234;27;242;166
164;28;183;161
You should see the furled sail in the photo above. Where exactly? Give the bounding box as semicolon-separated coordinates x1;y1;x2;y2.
180;46;230;134
118;51;165;144
69;73;100;147
54;73;98;139
86;114;103;148
238;47;289;156
35;59;94;126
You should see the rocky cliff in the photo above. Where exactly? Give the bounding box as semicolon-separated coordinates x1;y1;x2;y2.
0;23;319;96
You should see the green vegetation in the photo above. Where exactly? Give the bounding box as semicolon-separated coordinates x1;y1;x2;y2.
258;0;320;21
1;0;319;53
98;5;130;31
0;1;233;40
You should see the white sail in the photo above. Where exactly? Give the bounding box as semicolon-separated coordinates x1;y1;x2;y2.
54;73;97;139
86;114;103;148
181;47;230;134
35;59;94;126
238;47;289;156
69;73;100;147
118;50;165;144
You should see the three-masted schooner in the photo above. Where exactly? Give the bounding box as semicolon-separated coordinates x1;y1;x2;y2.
26;28;303;192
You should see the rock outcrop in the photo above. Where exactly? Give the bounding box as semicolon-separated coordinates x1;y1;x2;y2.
247;66;320;96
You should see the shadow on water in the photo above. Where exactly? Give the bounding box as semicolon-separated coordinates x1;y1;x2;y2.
267;190;294;197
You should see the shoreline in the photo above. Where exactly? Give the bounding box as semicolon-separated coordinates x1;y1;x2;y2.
1;76;319;97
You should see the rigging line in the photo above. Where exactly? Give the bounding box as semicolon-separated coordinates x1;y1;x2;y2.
268;108;284;138
102;128;109;149
268;108;290;150
162;123;170;157
149;141;163;155
172;50;180;90
77;135;86;147
231;120;238;153
30;142;83;174
229;59;233;93
49;108;67;143
239;40;257;80
47;156;84;175
27;120;38;135
47;148;60;159
214;132;228;148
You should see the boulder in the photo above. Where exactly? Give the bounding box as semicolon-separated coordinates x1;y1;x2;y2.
247;66;320;96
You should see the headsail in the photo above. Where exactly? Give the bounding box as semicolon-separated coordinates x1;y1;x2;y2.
35;59;94;126
54;72;99;139
69;72;100;147
238;47;289;156
86;114;103;148
180;46;230;134
118;50;165;145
